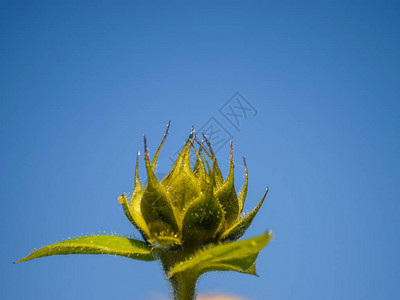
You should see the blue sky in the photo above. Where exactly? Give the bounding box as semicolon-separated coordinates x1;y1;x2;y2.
1;1;399;299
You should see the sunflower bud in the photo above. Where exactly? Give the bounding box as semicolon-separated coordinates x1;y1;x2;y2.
119;122;267;249
16;121;272;300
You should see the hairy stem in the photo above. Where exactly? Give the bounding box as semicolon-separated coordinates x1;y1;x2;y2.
170;271;198;300
158;248;199;300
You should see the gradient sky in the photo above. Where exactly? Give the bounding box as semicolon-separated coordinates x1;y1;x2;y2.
1;1;400;299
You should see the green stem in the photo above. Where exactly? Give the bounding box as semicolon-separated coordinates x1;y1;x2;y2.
170;271;198;300
157;248;199;300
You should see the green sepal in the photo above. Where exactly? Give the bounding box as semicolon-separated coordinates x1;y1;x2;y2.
118;152;150;240
192;147;202;176
146;220;182;247
118;194;150;240
151;121;170;170
140;171;178;238
200;147;212;175
164;142;201;211
152;234;182;248
168;231;273;278
161;141;189;187
238;157;248;214
191;143;210;192
200;134;224;187
215;144;239;229
14;235;156;263
221;188;269;241
159;141;199;212
141;139;179;242
182;180;223;246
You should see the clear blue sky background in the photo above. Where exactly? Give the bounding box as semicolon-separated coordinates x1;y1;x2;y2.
1;1;399;299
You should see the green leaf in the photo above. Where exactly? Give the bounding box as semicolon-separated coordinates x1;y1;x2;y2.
14;235;156;263
221;188;269;241
198;257;258;276
168;231;273;277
